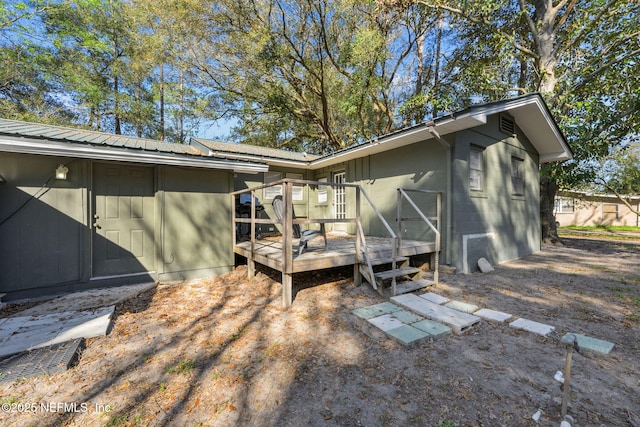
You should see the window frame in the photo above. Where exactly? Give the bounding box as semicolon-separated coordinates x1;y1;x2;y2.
469;147;484;192
511;156;525;196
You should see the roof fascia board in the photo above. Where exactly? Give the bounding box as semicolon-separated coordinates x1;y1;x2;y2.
308;114;487;170
0;137;268;173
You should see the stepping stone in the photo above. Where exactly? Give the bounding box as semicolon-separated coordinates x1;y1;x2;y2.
367;314;405;332
391;309;424;324
563;333;614;356
474;308;512;323
385;325;431;346
352;302;400;320
509;318;555;336
445;300;479;313
419;292;449;305
412;319;451;339
391;294;480;334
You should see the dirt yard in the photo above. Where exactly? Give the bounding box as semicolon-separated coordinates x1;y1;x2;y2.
1;235;639;427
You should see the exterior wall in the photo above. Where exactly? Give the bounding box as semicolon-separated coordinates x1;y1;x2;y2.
341;141;449;249
555;194;640;227
0;153;90;296
158;166;234;281
0;152;236;300
451;114;541;273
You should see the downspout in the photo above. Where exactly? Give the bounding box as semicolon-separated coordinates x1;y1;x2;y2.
427;125;453;267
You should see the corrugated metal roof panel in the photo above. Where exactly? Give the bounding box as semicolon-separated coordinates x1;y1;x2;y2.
193;138;319;161
0;118;208;157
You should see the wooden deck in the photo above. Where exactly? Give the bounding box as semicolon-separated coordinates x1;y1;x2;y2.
234;233;436;274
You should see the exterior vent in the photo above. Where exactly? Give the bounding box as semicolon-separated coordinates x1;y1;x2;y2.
500;114;515;135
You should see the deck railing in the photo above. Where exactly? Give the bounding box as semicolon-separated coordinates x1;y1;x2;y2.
397;188;442;286
231;178;398;305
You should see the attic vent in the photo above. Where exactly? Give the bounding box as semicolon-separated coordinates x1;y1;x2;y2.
500;114;515;135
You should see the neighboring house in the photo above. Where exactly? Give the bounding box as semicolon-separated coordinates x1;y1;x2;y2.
0;120;267;300
555;191;640;227
0;93;572;300
194;93;573;274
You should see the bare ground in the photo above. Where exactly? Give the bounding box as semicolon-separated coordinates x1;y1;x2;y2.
1;235;639;427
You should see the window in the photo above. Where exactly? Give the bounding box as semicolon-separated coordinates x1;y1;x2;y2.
603;204;618;220
554;198;574;213
469;148;483;191
511;157;524;195
286;173;304;201
317;177;328;204
264;172;282;200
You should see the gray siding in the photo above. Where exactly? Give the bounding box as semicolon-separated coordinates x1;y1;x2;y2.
158;166;234;281
451;114;540;272
0;154;236;300
0;154;89;294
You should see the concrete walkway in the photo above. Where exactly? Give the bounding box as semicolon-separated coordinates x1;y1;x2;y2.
0;282;156;359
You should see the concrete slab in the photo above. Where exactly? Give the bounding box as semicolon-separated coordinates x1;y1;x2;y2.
352;302;401;320
391;294;480;334
474;308;513;323
445;300;479;314
412;319;451;339
367;314;405;332
385;325;431;346
9;282;156;317
509;318;555;336
0;306;114;358
391;309;424;324
419;292;449;305
564;333;614;356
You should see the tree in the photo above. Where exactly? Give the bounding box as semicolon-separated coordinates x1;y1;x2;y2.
0;1;72;123
414;0;640;241
183;0;426;153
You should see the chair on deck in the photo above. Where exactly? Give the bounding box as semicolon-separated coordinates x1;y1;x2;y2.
272;195;327;255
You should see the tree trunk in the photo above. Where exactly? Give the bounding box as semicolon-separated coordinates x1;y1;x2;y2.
540;164;559;243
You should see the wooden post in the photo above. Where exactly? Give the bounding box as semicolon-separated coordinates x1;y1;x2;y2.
434;192;441;285
248;190;256;279
282;181;294;308
354;186;362;286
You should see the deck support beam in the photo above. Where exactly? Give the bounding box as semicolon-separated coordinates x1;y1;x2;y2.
282;273;293;308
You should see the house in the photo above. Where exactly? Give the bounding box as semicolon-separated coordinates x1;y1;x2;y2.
0;119;267;301
555;191;640;227
0;93;572;302
194;93;572;277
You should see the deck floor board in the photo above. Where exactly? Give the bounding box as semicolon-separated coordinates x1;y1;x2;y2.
234;233;436;273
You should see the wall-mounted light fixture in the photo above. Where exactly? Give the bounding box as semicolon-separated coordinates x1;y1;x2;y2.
55;164;69;180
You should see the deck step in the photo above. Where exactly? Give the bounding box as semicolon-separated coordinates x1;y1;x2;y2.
366;256;410;266
374;267;421;281
394;279;433;295
390;293;480;334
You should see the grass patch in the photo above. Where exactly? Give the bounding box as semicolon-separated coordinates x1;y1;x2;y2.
166;359;196;375
560;225;640;233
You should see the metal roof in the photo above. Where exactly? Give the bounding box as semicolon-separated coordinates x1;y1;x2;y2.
0;119;268;173
191;138;320;162
0;119;203;155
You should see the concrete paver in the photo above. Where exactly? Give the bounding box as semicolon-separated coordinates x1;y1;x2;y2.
509;318;555;336
391;294;480;334
474;308;512;323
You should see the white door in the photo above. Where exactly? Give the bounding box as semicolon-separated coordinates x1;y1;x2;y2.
333;171;347;232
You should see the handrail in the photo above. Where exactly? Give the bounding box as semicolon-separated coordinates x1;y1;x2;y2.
233;179;403;294
397;188;441;284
